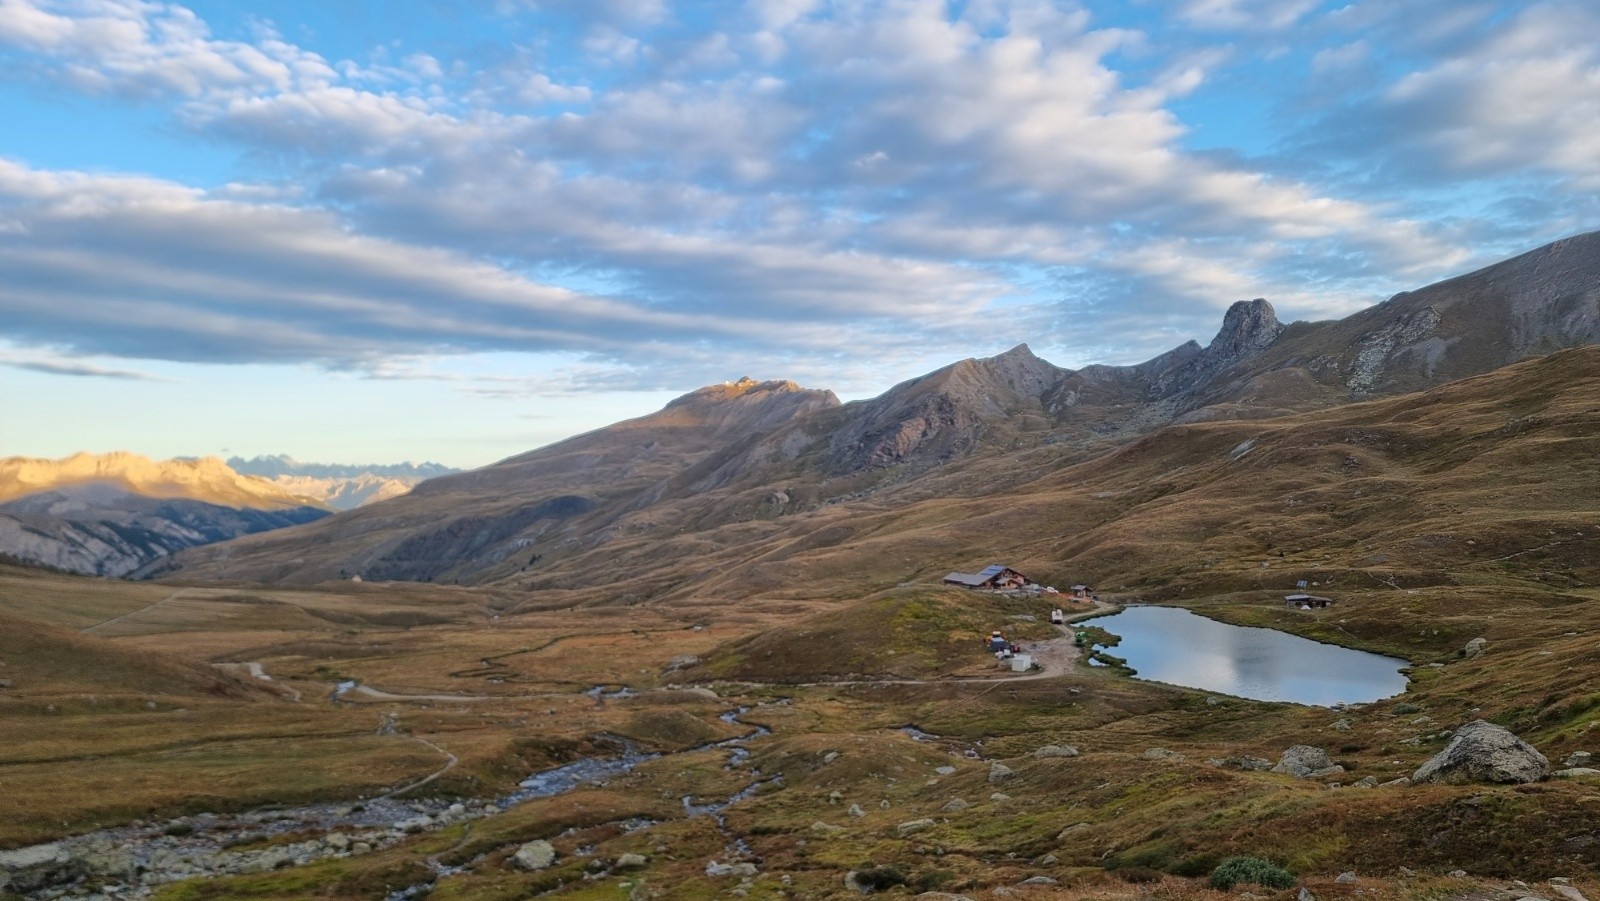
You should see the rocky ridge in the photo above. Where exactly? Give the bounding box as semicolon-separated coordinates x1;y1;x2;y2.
159;230;1600;589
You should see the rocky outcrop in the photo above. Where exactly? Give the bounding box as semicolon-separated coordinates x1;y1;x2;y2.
824;344;1065;473
0;843;87;894
1412;721;1550;784
1272;746;1344;778
1149;299;1285;397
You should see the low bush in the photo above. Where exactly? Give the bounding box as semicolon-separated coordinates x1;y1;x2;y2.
854;864;907;890
1210;856;1294;890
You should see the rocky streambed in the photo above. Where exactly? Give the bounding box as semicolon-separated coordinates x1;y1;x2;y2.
2;703;781;900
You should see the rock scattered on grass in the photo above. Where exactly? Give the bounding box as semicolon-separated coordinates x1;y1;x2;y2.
987;762;1014;783
705;860;758;877
512;840;556;871
1019;875;1059;885
615;852;647;869
1034;745;1079;758
1143;748;1184;761
1463;637;1488;659
1272;746;1344;778
897;818;935;836
1336;872;1358;884
1563;751;1593;767
1412;720;1549;784
847;804;866;817
940;798;969;812
1056;823;1090;840
1554;768;1600;778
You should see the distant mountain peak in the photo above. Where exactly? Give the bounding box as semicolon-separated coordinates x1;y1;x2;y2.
1209;298;1283;360
0;451;323;510
668;377;821;409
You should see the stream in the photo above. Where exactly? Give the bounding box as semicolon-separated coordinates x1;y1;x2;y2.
11;702;783;901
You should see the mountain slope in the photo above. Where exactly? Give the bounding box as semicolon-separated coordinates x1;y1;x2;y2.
158;231;1600;590
0;454;331;576
150;377;841;584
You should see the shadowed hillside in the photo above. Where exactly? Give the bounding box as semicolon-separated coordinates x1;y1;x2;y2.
156;232;1600;599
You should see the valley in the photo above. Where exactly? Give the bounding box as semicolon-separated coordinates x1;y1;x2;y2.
4;236;1600;900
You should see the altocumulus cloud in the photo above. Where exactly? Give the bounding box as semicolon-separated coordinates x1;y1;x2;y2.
0;0;1593;391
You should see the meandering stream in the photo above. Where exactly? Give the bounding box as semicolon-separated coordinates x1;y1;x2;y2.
16;702;783;901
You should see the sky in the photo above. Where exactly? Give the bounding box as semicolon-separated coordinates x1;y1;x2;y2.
1;0;1597;469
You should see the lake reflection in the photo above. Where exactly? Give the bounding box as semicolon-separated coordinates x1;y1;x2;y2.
1090;606;1408;706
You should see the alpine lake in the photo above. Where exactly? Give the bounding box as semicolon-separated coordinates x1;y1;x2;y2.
1088;605;1410;706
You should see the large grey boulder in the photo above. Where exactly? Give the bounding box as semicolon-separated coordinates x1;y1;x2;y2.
512;840;557;871
1412;720;1549;784
1034;744;1079;758
1272;746;1344;778
0;843;87;893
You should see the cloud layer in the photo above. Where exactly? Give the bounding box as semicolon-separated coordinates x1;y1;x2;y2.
0;0;1594;394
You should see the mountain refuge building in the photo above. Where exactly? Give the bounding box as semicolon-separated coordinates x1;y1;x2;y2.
943;565;1029;589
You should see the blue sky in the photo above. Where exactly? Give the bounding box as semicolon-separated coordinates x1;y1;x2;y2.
1;0;1597;468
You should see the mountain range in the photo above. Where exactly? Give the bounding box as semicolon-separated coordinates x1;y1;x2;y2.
153;229;1600;592
0;453;331;577
225;455;459;510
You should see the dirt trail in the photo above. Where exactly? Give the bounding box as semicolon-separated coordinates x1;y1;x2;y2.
80;588;191;634
350;685;491;703
376;735;459;800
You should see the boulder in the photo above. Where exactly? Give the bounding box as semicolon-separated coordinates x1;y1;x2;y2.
1272;745;1343;778
940;798;970;813
1143;748;1183;761
512;840;557;871
615;852;648;869
1056;823;1090;840
1563;751;1593;768
1034;745;1079;758
705;860;759;877
1412;721;1549;784
1020;875;1059;885
897;818;936;836
987;762;1014;783
914;894;976;901
0;843;87;893
1463;637;1487;659
1336;872;1358;884
847;804;866;818
1554;768;1600;779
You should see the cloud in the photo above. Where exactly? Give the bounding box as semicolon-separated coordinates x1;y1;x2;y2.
0;352;167;381
1175;0;1321;32
1380;1;1600;187
0;0;1527;394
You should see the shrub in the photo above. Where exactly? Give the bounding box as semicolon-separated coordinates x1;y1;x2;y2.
1210;856;1294;890
854;864;908;890
915;869;954;891
1116;866;1164;884
164;823;196;837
